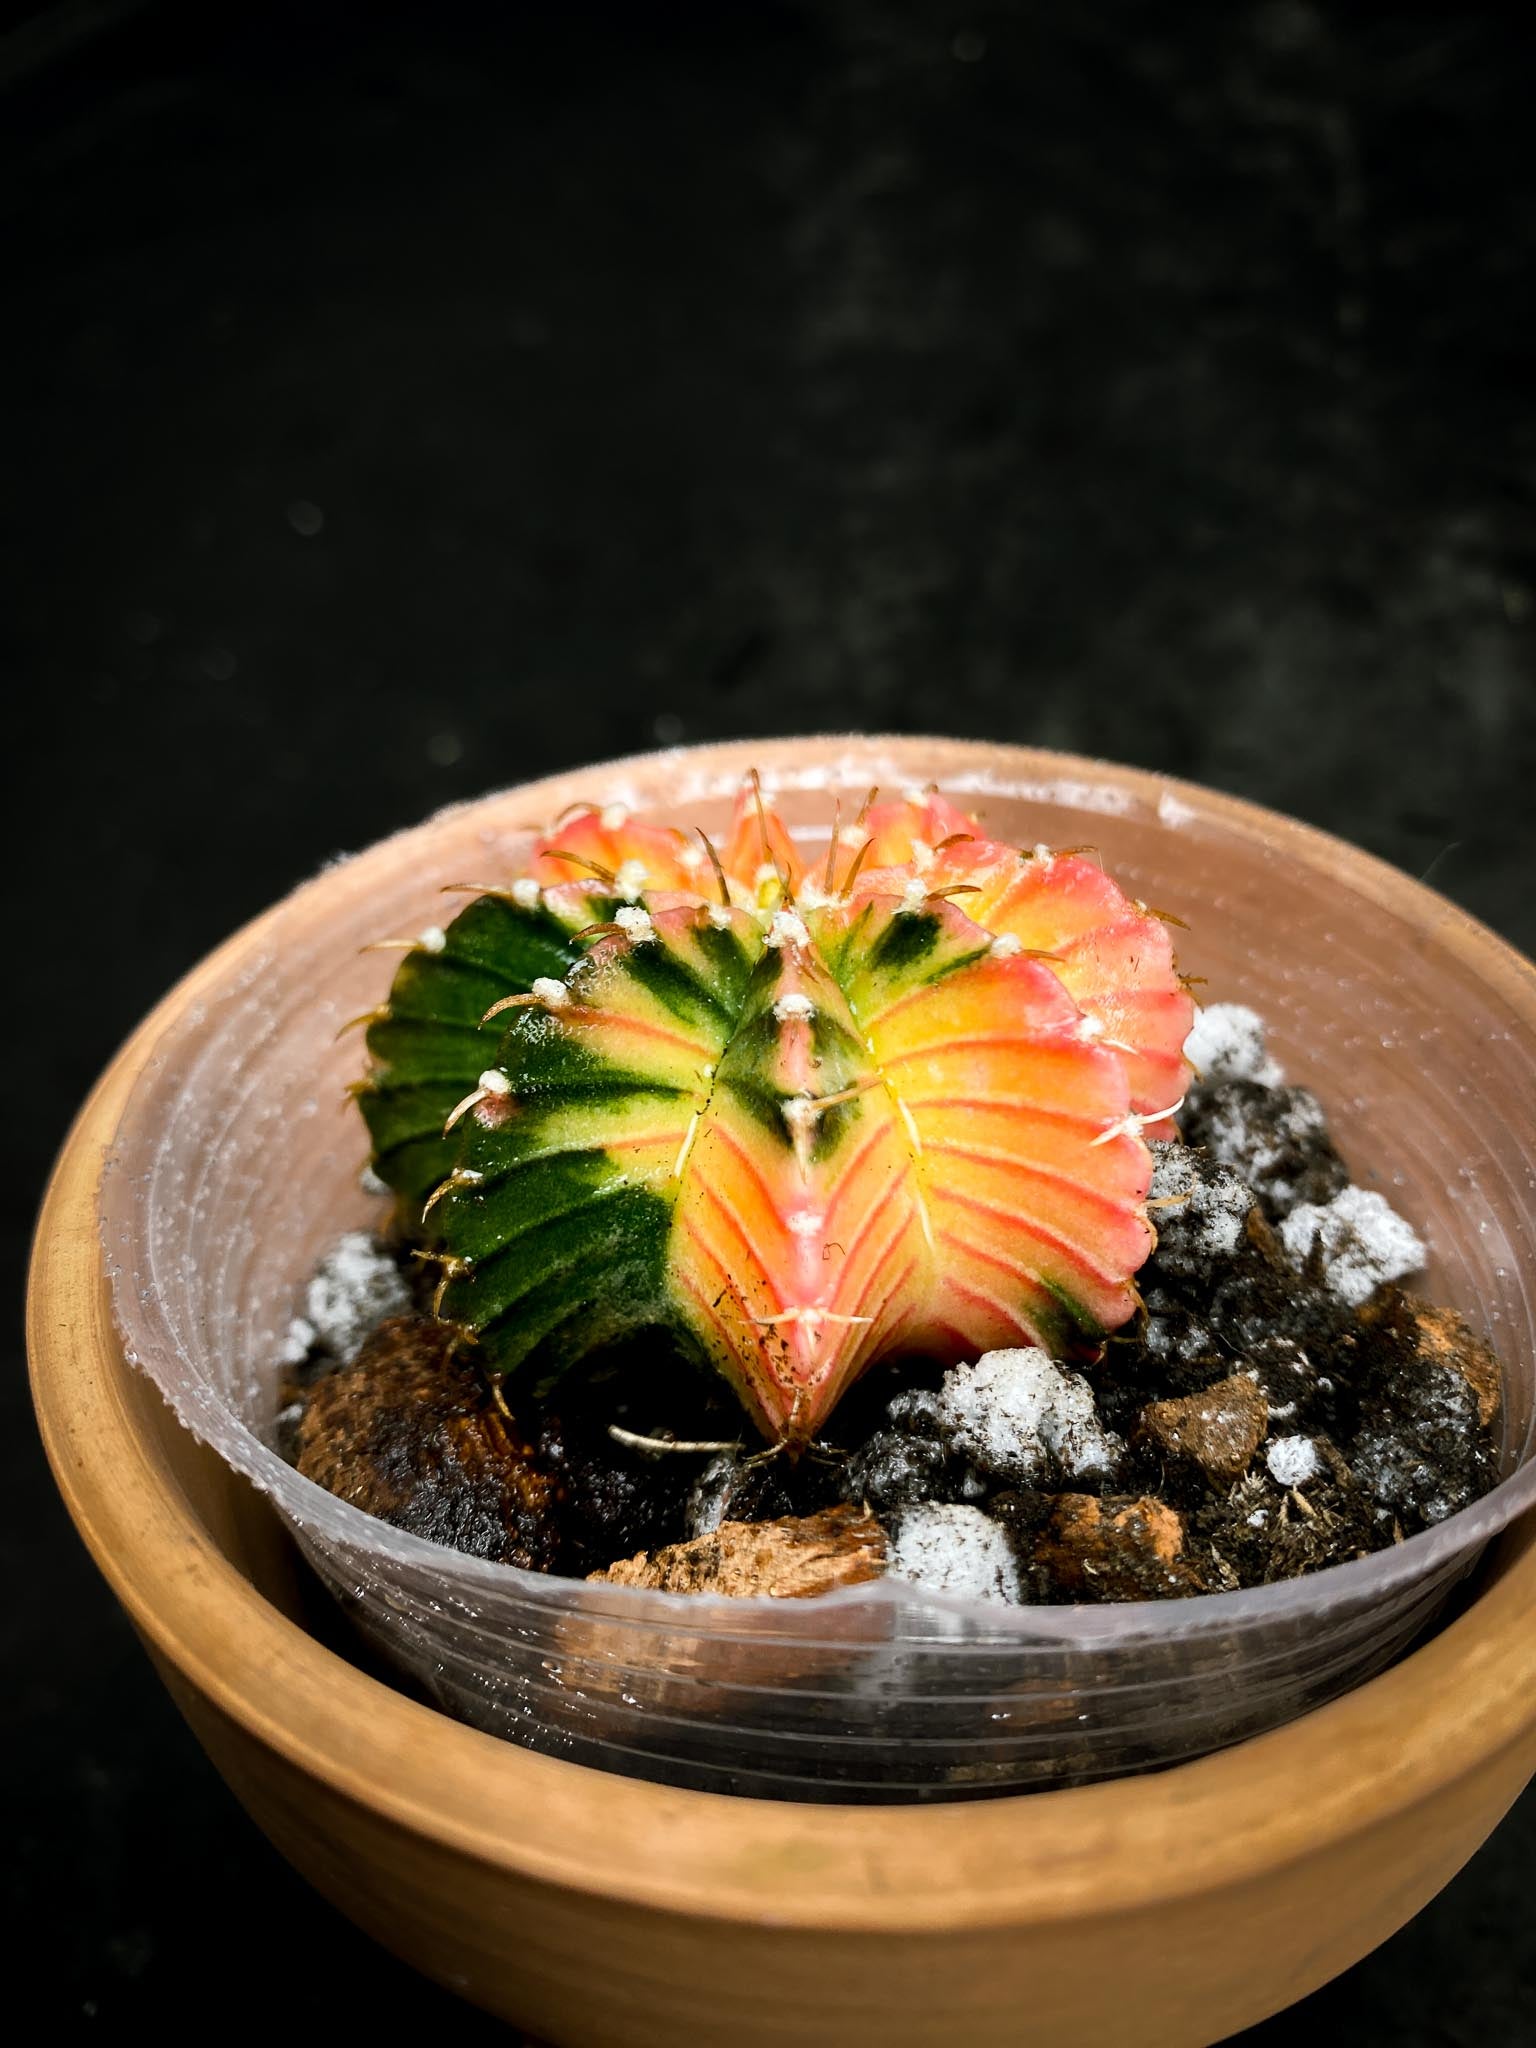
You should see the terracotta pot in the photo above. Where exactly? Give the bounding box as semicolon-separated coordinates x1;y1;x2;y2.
29;738;1536;2046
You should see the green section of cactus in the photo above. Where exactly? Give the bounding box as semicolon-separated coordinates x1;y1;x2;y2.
360;893;582;1209
436;906;767;1382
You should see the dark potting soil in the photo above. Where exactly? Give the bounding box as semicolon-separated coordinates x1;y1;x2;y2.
282;1059;1504;1603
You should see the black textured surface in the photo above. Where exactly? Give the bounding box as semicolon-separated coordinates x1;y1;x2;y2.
7;1;1534;2037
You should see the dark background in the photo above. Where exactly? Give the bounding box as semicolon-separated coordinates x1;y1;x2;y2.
7;0;1534;2036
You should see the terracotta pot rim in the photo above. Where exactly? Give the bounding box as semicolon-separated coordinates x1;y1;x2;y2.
30;736;1536;1935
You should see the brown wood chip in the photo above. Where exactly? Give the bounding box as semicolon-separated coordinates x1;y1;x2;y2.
589;1504;887;1598
1138;1372;1269;1485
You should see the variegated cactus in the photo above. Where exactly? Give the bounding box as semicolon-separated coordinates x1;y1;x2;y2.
357;780;1193;1445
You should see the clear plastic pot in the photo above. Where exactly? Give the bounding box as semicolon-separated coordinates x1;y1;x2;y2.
100;738;1536;1802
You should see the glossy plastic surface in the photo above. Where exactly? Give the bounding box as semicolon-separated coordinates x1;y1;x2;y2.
100;739;1536;1800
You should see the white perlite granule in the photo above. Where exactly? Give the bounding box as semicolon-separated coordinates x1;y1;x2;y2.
936;1347;1122;1486
888;1503;1020;1603
305;1232;412;1363
278;1315;317;1365
1266;1435;1322;1488
1147;1144;1254;1274
1279;1186;1426;1308
1183;1002;1283;1087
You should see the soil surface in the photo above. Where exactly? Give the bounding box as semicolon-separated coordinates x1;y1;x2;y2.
287;1028;1504;1603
